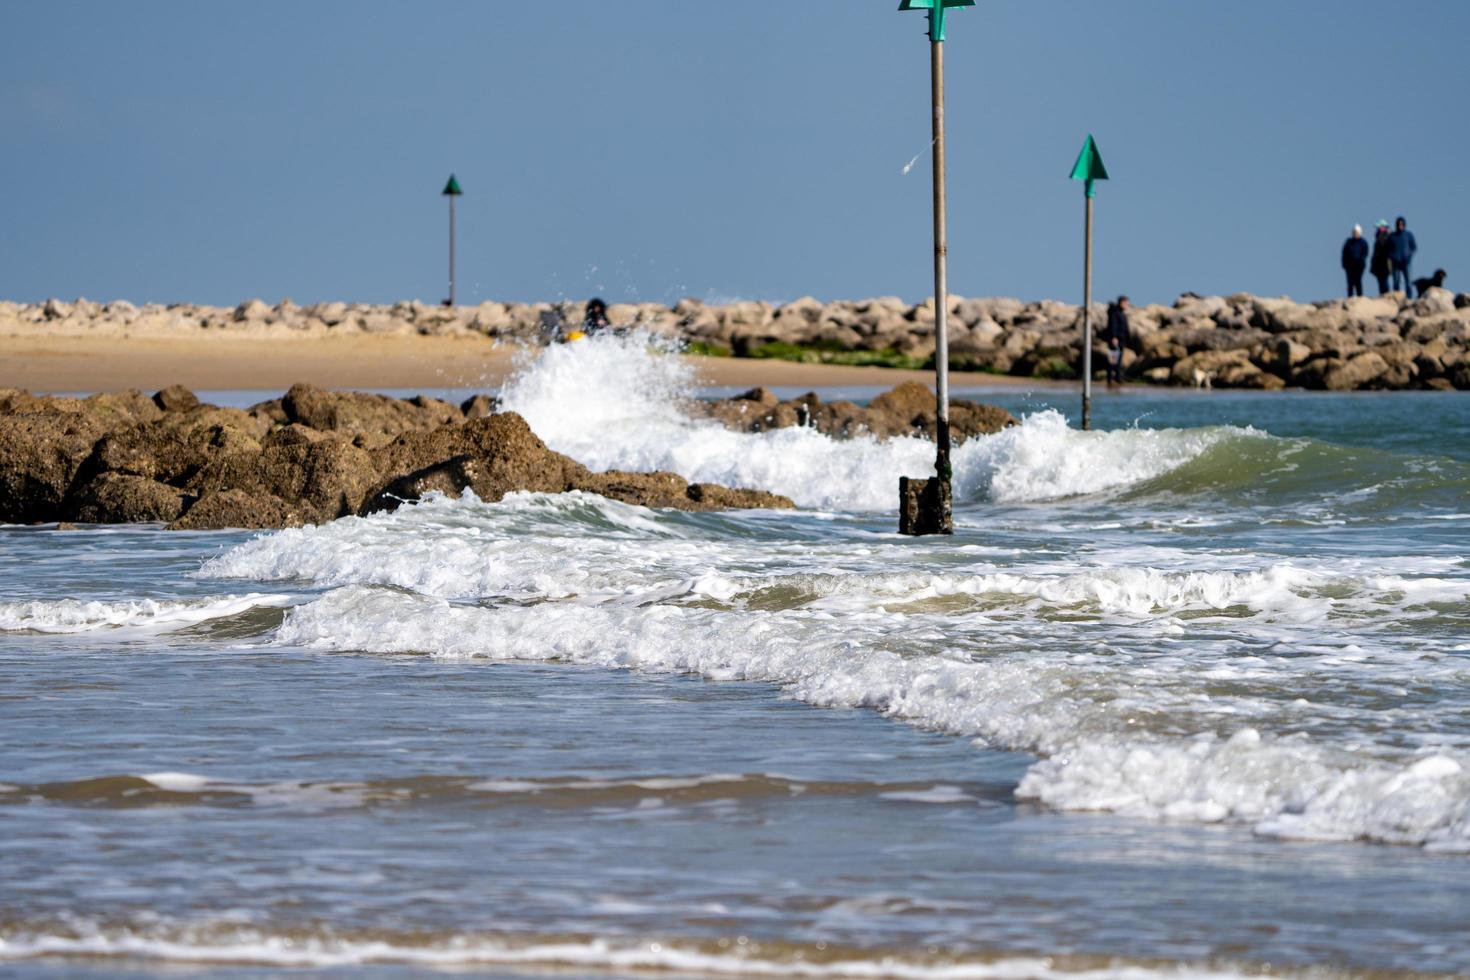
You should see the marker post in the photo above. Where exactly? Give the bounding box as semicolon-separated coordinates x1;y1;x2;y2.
897;0;972;537
1068;136;1109;430
442;174;463;306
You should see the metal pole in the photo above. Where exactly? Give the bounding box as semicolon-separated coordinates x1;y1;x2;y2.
448;194;457;307
931;38;951;482
1081;189;1093;430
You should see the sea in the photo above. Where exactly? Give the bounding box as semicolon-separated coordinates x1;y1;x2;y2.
2;335;1468;978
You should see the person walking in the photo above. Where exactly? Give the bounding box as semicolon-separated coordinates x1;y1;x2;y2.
1370;220;1393;296
1105;295;1130;387
1389;216;1418;298
1341;225;1369;297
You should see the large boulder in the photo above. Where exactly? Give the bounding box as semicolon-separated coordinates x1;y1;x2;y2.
0;413;106;523
365;412;793;514
368;412;585;511
68;473;190;524
1323;351;1392;390
187;428;378;523
1170;349;1252;386
152;384;201;413
80;390;163;428
1295;352;1391;391
702;383;1015;444
577;469;792;513
865;382;1016;441
282;383;462;445
78;406;266;487
170;489;307;530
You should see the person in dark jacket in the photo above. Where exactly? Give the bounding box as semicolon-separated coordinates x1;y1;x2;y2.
1389;216;1418;298
1341;225;1369;297
1370;220;1393;295
1104;296;1130;387
583;297;610;333
1340;224;1370;295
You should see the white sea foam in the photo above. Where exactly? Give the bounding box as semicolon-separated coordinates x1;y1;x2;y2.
496;333;1243;509
273;583;1470;850
0;593;293;634
0;921;1260;978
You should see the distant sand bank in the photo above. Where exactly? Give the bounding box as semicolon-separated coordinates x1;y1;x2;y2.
0;333;1062;394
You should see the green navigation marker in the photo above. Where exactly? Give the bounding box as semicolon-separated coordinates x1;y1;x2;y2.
898;0;975;43
1069;134;1109;198
442;174;463;197
1069;136;1110;430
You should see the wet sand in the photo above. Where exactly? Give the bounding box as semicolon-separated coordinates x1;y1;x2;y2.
0;334;1065;393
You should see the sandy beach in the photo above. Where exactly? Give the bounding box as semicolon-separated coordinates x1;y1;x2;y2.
0;333;1064;394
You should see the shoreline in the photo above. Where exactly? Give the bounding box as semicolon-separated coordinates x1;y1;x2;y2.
4;285;1466;394
0;334;1070;395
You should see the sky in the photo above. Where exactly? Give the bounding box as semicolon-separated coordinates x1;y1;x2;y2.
2;1;1466;309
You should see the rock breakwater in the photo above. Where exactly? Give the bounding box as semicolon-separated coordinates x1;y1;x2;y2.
0;385;795;529
5;289;1469;390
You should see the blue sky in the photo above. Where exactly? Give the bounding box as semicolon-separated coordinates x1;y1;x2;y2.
2;1;1465;308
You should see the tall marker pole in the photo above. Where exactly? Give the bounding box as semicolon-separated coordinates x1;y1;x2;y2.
897;0;972;537
442;174;463;306
1068;136;1108;430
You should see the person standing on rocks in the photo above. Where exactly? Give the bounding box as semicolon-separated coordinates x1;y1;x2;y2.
1105;296;1130;387
1341;225;1369;297
1389;216;1418;298
1370;220;1394;296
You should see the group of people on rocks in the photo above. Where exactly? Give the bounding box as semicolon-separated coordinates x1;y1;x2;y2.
1341;217;1444;299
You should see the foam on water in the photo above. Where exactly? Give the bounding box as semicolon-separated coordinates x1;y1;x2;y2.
496;333;1245;509
0;919;1264;978
269;574;1470;851
0;593;293;634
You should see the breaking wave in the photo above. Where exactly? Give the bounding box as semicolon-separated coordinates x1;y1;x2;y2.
0;594;293;634
0;917;1266;978
496;334;1249;509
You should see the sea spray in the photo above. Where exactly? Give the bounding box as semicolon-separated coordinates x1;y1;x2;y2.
497;333;1244;509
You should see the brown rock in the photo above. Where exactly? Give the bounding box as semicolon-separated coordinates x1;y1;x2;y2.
68;473;190;524
81;389;163;427
0;389;85;415
188;434;378;523
460;394;500;419
1321;351;1391;391
281;383;456;444
364;412;793;514
1170;349;1252;386
170;489;307;530
0;413;107;523
687;483;794;511
80;407;266;487
152;384;201;412
367;413;588;513
578;470;793;512
703;382;1014;445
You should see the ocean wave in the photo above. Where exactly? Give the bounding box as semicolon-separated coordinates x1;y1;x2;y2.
0;770;998;813
0;917;1272;977
0;594;293;634
201;493;1470;628
496;333;1247;509
270;585;1470;851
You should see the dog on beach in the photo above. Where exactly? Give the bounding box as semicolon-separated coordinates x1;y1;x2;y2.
1191;368;1213;390
1413;269;1447;296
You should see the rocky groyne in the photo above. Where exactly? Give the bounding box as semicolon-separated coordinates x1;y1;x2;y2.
0;385;795;529
5;289;1469;390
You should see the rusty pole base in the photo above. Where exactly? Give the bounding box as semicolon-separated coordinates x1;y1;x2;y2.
898;476;953;536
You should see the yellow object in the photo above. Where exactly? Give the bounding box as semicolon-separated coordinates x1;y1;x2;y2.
564;330;587;342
